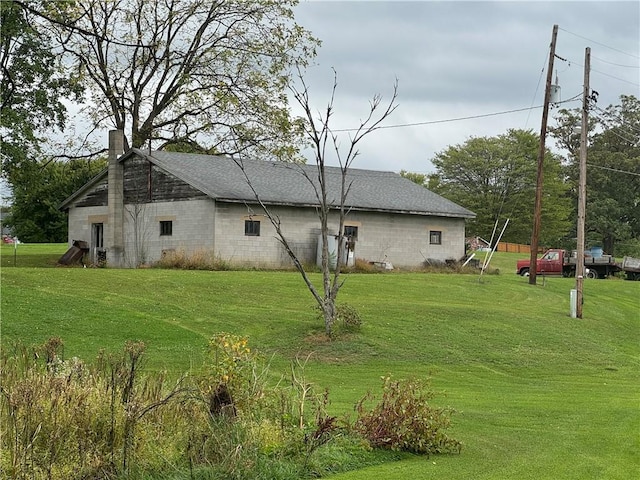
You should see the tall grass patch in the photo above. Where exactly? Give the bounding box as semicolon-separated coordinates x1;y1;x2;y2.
1;335;460;480
153;248;231;270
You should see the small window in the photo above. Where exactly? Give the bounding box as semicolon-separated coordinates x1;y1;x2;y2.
245;220;260;236
160;220;173;236
429;230;442;245
344;225;358;240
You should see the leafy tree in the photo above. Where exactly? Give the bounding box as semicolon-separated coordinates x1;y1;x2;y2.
5;158;105;242
552;95;640;255
400;170;428;187
0;0;81;177
431;129;571;246
22;0;319;158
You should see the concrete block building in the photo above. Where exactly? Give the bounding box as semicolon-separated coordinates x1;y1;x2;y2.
60;131;475;268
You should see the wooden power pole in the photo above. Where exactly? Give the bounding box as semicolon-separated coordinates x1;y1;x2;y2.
529;24;559;285
575;47;590;318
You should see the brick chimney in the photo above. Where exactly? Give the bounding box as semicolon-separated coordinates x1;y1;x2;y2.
106;130;125;267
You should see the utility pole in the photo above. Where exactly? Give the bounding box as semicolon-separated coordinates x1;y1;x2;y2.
575;47;590;318
529;24;559;285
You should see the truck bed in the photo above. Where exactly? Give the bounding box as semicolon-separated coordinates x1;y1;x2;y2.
567;255;616;266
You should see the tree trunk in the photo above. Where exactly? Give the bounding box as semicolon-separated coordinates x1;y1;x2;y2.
603;234;615;256
321;299;336;337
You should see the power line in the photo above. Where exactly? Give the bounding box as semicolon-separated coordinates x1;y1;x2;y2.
525;55;550;129
591;67;640;87
593;55;640;69
333;106;542;132
558;27;640;59
333;101;582;133
559;56;640;87
587;163;640;177
592;105;640;134
590;106;640;143
599;128;639;145
331;96;583;133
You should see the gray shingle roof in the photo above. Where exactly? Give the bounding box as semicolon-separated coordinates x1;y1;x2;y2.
144;150;475;218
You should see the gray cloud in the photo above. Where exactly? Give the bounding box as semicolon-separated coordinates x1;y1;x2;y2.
294;1;640;173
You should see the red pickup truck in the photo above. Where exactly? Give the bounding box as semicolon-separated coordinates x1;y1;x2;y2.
516;248;621;279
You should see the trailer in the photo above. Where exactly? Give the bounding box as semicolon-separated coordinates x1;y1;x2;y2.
621;256;640;281
568;252;620;279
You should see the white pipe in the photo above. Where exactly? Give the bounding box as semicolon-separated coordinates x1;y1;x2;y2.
482;219;510;274
462;252;476;267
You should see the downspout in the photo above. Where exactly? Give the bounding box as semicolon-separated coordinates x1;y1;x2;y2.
107;130;125;267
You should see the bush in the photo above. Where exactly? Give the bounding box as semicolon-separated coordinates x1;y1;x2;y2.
352;258;376;272
353;376;461;455
335;304;362;332
314;303;363;336
154;248;231;270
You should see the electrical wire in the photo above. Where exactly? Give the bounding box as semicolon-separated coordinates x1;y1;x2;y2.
589;106;640;144
558;27;640;59
558;56;640;87
332;97;582;133
599;128;639;145
587;163;640;177
591;67;640;87
593;56;640;69
592;105;640;135
524;53;548;129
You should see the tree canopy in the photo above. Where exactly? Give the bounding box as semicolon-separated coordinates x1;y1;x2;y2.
2;0;318;241
430;129;571;246
552;95;640;255
21;0;319;159
0;0;81;177
5;157;105;242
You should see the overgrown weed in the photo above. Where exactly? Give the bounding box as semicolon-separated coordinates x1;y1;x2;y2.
1;336;459;479
154;248;231;270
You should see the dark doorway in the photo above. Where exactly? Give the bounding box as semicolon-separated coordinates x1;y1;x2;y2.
91;223;104;263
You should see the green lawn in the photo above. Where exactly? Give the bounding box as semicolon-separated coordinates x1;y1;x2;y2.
1;244;639;479
0;242;67;268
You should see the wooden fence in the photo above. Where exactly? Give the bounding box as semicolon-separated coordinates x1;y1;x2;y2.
497;242;539;254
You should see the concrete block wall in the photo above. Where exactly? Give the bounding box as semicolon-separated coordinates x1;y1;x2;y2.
122;198;215;266
67;205;108;246
68;200;467;269
214;203;320;267
214;203;467;268
341;211;466;266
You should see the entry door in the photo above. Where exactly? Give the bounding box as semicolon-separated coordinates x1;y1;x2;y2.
91;223;104;262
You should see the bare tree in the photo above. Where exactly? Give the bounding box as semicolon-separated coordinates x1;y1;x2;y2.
21;0;318;159
236;71;398;336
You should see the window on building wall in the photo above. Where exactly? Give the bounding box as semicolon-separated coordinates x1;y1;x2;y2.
160;220;173;236
429;230;442;245
344;225;359;240
245;220;261;236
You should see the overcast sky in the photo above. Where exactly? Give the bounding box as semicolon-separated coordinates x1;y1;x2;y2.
1;1;638;206
292;0;640;173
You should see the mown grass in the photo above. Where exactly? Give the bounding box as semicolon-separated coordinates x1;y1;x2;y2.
0;242;67;268
1;244;639;479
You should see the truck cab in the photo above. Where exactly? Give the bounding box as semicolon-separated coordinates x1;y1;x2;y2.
516;249;565;277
